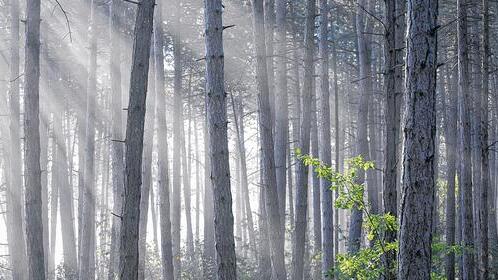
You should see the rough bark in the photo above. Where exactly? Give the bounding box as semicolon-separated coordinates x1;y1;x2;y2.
118;0;155;278
24;0;46;278
397;0;438;278
204;0;237;278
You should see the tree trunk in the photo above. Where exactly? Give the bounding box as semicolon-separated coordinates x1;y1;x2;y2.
203;111;216;279
154;5;175;279
108;1;125;279
118;0;155;278
79;1;98;277
49;137;58;277
479;0;490;277
457;0;476;277
138;46;157;280
397;0;438;278
8;0;28;277
204;0;237;278
251;0;287;279
445;64;458;280
24;0;46;278
318;0;334;277
292;0;315;278
274;0;288;243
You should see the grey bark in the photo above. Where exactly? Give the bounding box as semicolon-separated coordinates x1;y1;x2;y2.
397;0;438;278
479;0;490;277
171;3;183;276
138;48;157;280
108;0;125;279
7;0;28;277
318;0;334;277
204;0;237;278
24;0;46;278
274;0;288;242
383;0;400;277
457;0;476;277
154;5;174;279
78;1;97;277
292;0;315;278
118;0;155;278
445;65;458;280
311;86;321;280
349;0;371;253
251;0;287;279
203;111;216;279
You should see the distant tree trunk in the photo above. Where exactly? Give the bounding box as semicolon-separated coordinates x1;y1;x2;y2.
230;96;256;254
118;0;154;279
383;0;399;277
182;78;194;265
274;0;288;243
204;1;237;278
138;47;157;280
265;0;276;125
479;0;490;277
318;0;334;277
171;2;183;276
49;138;59;276
108;1;125;279
349;0;371;253
7;0;28;278
203;111;216;279
445;65;458;280
311;87;321;280
153;5;174;279
292;0;315;278
79;1;98;278
251;0;286;279
457;0;475;278
258;176;272;279
397;0;438;277
24;0;46;278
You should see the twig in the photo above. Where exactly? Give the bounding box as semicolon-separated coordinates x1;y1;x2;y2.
111;212;123;220
53;0;73;42
123;0;140;5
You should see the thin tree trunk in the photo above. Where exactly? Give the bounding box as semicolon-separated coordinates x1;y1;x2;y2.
49;136;58;277
118;0;155;277
318;0;334;277
251;0;287;278
154;5;174;279
293;0;315;278
397;0;438;277
7;0;28;277
457;0;476;277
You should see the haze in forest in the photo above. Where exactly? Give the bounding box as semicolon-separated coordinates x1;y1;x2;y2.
0;0;495;279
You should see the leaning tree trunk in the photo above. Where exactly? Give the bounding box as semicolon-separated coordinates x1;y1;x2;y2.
397;0;438;278
154;4;174;279
457;0;475;278
204;0;237;278
24;0;46;278
251;0;287;279
293;0;315;278
118;0;155;278
7;0;28;278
